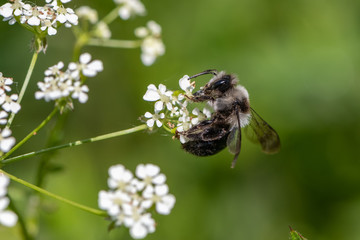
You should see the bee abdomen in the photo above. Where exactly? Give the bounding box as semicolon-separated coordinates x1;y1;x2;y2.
181;134;229;156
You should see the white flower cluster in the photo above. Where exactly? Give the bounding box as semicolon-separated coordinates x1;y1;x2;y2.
0;174;17;227
35;53;103;104
114;0;146;20
135;21;165;66
0;0;78;36
0;72;18;154
99;164;175;239
143;75;211;143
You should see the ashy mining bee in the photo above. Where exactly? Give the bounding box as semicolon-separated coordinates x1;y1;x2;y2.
177;69;280;168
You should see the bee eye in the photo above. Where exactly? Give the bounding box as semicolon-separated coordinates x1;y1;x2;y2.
211;75;231;92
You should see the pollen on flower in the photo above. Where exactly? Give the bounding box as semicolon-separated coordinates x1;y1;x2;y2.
98;163;175;239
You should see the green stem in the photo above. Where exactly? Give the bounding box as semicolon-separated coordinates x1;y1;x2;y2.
100;6;121;25
1;108;59;161
6;51;39;128
87;38;142;49
0;170;107;217
1;124;148;165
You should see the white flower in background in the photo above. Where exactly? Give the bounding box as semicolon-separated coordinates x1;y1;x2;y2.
76;6;98;24
0;174;17;227
144;111;165;128
0;94;21;114
143;84;173;112
141;184;176;215
135;164;166;191
0;111;8;125
0;128;15;153
0;174;10;197
135;21;165;66
107;164;135;192
68;53;103;78
114;0;146;20
93;21;111;39
98;190;131;217
124;207;155;239
71;82;89;103
99;163;175;239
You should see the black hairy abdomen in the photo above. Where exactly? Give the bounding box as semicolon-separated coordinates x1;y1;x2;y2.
181;133;229;156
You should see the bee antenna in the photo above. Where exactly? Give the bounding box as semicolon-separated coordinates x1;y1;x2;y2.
188;69;218;79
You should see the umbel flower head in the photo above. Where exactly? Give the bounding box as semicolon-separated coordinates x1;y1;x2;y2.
0;0;78;36
135;21;165;66
35;52;103;109
141;74;212;143
98;163;175;239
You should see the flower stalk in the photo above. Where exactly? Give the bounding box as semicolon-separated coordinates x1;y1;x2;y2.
0;170;107;217
6;51;38;128
1;124;148;165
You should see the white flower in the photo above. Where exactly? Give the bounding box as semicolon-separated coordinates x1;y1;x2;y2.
142;184;176;215
76;6;98;24
0;3;13;18
191;107;211;125
0;94;21;113
135;164;166;191
0;174;10;197
27;7;41;26
93;21;111;39
68;53;103;78
125;209;155;239
71;82;89;103
114;0;146;20
45;62;64;76
0;128;15;153
179;75;194;96
176;112;192;132
144;111;164;128
98;190;131;217
0;111;8;125
54;5;78;25
135;21;165;66
143;84;173;111
107;164;134;192
140;37;165;66
0;72;13;94
0;197;17;227
40;19;57;35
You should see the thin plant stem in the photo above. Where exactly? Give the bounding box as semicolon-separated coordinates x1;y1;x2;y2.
1;124;148;165
0;170;107;217
87;38;142;49
100;6;121;25
6;51;39;128
1;108;59;161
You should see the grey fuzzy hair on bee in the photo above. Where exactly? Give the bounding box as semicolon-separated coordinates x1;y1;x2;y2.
178;69;280;168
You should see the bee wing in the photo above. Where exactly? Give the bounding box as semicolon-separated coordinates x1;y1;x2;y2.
226;110;242;168
244;108;280;154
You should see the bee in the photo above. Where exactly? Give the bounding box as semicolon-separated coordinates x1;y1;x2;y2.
177;69;280;168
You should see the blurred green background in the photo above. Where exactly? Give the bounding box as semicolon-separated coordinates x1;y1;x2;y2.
1;0;360;239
